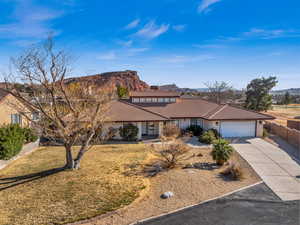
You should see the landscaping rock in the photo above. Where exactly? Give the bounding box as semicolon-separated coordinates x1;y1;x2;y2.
161;191;174;199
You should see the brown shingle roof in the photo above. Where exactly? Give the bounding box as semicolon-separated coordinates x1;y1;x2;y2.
135;99;219;118
205;104;274;120
65;98;274;123
135;98;274;121
0;88;9;102
108;100;169;122
130;91;180;97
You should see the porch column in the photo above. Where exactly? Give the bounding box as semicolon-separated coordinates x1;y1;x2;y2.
137;122;142;140
158;122;164;137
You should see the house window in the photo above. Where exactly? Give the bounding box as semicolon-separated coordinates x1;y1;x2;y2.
164;98;170;103
158;98;164;103
146;98;152;103
191;118;202;127
11;114;22;125
170;98;176;102
152;98;157;102
190;118;198;126
132;98;140;103
140;98;145;102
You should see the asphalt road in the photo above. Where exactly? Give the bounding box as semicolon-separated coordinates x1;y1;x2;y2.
137;183;300;225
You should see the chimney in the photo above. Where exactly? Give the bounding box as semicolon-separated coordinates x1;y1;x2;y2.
150;85;159;90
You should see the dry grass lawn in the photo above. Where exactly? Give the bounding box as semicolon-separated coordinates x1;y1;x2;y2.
267;104;300;126
0;144;149;225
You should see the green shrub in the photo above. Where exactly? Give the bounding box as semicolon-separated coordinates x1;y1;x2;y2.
186;125;203;136
0;124;25;160
119;124;139;141
210;128;220;138
199;130;217;144
211;139;234;165
23;127;38;143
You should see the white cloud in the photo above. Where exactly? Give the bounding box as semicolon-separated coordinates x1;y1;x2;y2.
97;51;117;60
134;21;169;39
0;1;63;38
172;24;186;32
198;0;221;13
158;54;215;63
243;28;287;39
117;40;133;47
217;28;300;42
125;19;140;29
268;52;283;56
126;48;149;56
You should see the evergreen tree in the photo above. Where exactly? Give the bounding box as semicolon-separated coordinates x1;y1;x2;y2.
245;76;277;111
282;91;292;106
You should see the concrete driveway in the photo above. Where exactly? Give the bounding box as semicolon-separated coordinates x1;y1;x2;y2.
232;138;300;201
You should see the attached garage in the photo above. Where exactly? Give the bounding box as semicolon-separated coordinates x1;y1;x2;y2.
220;121;256;138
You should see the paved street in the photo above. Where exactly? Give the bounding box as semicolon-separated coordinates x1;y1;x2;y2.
137;183;300;225
233;138;300;201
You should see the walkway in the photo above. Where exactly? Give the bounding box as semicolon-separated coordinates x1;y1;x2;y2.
232;138;300;201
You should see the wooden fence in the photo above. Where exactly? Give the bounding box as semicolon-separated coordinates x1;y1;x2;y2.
264;121;300;151
287;120;300;131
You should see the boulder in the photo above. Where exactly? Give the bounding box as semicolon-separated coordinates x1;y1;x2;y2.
161;191;174;199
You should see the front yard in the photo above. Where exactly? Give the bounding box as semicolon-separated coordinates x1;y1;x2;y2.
0;144;148;225
0;140;260;225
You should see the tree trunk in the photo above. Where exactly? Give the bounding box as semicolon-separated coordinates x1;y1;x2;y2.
65;145;75;169
64;131;95;170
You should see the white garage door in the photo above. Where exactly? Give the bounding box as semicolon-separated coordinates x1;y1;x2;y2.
220;121;256;138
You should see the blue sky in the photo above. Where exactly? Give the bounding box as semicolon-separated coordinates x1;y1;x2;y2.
0;0;299;89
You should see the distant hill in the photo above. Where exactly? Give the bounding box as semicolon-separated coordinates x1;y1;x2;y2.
63;70;149;91
158;84;208;93
271;88;300;95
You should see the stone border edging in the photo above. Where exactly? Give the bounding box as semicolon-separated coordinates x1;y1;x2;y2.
0;139;40;170
129;181;263;225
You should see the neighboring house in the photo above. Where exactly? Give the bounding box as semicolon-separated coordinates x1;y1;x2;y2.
105;90;274;140
0;89;31;127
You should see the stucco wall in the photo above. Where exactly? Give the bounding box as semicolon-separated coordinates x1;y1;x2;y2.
103;122;123;140
0;94;30;127
264;121;300;153
256;121;264;137
203;120;220;131
287;120;300;131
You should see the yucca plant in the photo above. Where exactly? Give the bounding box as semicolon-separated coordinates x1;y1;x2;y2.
211;138;234;165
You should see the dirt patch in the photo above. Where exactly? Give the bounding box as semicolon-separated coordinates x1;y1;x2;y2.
72;148;260;225
267;105;300;126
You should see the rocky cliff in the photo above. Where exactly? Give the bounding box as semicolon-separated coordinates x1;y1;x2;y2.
63;70;149;91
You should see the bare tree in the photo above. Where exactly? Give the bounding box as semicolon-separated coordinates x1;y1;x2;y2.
3;36;113;170
204;81;233;104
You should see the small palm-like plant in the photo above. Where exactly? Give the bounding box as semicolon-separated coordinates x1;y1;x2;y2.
211;139;234;165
